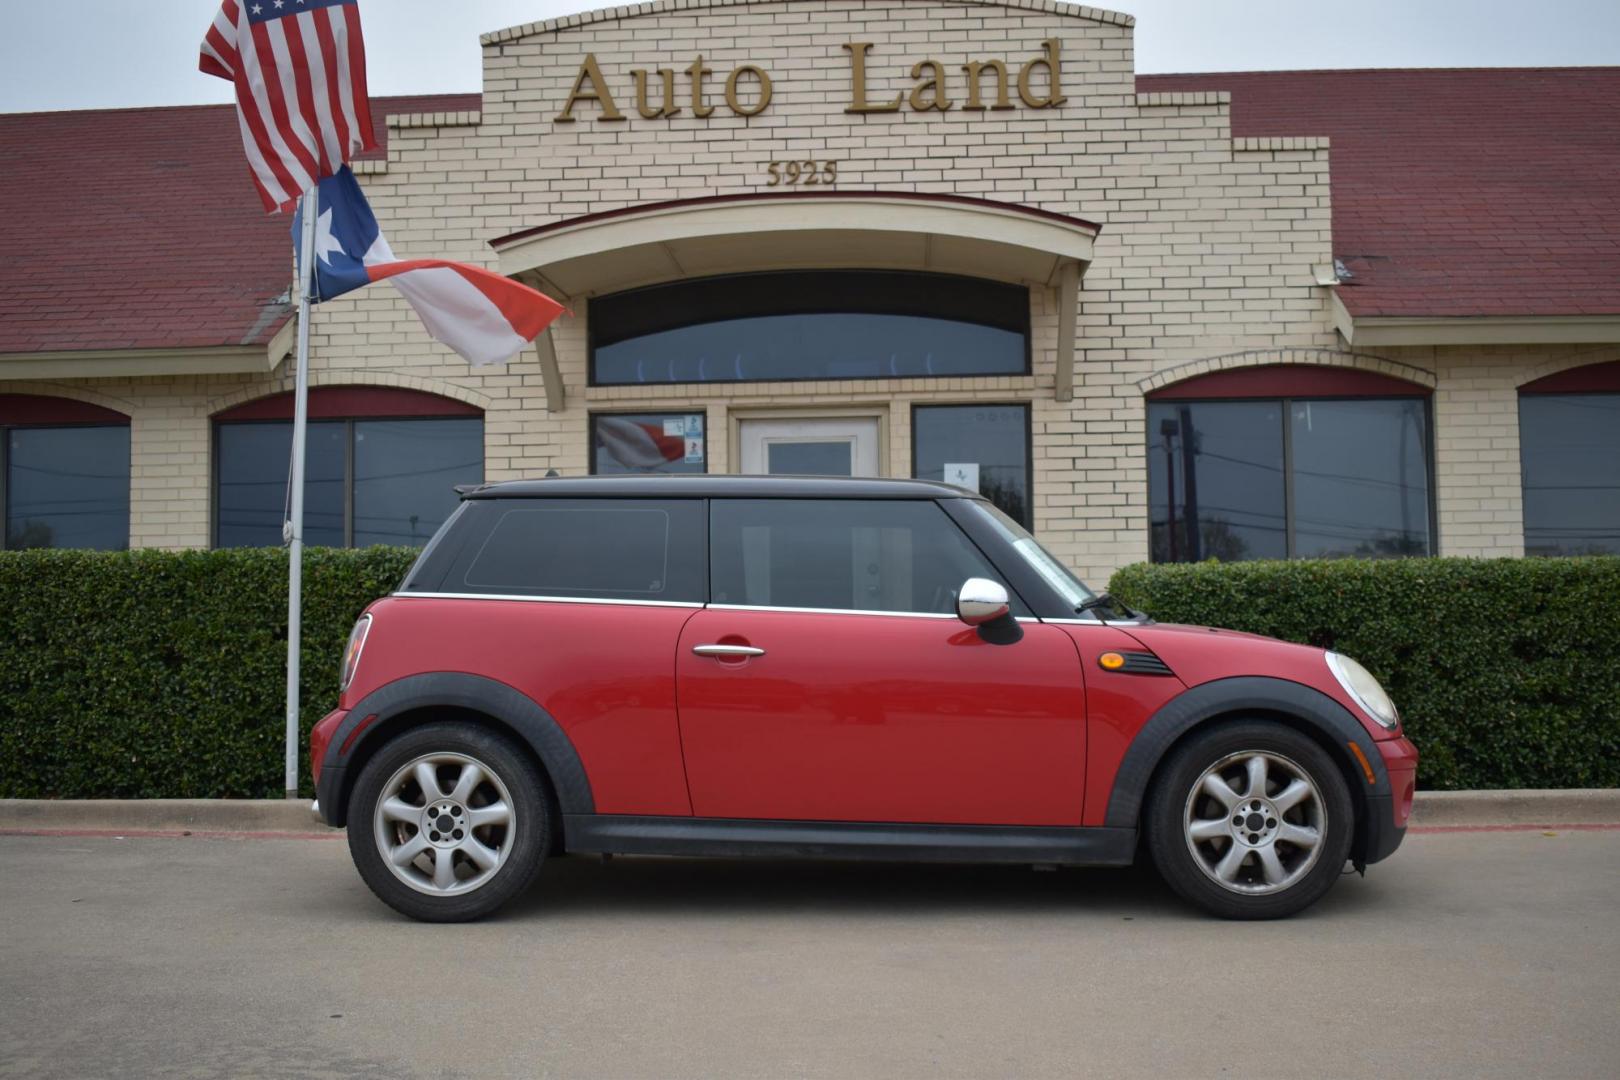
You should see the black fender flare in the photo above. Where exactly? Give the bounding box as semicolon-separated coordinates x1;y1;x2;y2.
1103;676;1390;830
318;672;594;827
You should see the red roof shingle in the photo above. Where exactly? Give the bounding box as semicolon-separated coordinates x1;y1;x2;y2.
0;94;478;356
1138;67;1620;319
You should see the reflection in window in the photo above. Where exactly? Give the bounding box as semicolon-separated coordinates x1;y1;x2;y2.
1150;402;1286;562
217;421;346;548
1149;398;1431;562
215;417;482;548
913;404;1031;527
591;271;1029;386
354;421;483;546
1290;400;1430;558
591;413;706;474
1520;393;1620;556
5;426;130;550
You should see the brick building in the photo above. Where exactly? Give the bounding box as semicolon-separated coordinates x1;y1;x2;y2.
2;0;1616;582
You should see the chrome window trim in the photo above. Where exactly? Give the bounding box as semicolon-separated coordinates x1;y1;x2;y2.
1042;615;1152;626
709;604;1040;624
390;595;1045;620
707;603;957;620
392;592;703;609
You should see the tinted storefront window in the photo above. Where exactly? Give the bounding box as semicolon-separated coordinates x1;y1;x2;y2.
217;421;346;548
591;271;1028;386
913;404;1031;526
1149;398;1431;562
1290;399;1430;558
354;420;483;546
1149;401;1286;562
216;417;482;548
5;425;131;550
1520;393;1620;556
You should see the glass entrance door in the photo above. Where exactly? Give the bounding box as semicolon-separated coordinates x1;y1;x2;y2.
739;418;881;477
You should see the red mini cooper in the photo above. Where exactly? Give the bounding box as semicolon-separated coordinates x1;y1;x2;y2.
312;476;1417;921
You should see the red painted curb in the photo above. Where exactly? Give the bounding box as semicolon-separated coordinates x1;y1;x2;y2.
1408;823;1620;833
0;828;344;840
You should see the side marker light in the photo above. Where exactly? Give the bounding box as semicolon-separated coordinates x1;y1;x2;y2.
1347;741;1377;786
1098;652;1126;671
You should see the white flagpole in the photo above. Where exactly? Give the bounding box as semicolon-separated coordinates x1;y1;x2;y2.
286;182;319;800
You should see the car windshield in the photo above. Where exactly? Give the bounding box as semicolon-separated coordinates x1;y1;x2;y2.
973;502;1097;609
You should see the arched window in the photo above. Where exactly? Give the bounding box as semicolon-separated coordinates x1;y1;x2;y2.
213;387;483;548
1;394;130;550
1519;361;1620;556
1146;366;1433;562
589;271;1030;385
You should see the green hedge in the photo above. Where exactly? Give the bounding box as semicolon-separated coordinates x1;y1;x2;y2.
0;547;416;799
1108;557;1620;791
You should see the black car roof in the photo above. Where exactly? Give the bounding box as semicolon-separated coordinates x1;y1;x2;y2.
459;475;979;500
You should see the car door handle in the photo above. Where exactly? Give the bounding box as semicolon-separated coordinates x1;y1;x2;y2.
692;644;766;659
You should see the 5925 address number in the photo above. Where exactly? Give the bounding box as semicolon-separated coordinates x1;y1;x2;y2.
766;160;838;186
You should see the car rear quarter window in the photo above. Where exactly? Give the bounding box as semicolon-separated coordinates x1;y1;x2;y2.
433;498;706;602
709;498;1024;616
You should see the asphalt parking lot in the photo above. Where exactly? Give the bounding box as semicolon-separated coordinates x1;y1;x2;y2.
2;828;1617;1079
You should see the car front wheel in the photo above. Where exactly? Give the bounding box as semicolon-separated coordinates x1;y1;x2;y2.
1145;720;1354;919
346;722;550;922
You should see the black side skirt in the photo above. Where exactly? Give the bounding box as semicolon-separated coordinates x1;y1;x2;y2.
562;815;1137;866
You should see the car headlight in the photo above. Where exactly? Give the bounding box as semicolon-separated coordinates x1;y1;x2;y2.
1326;651;1399;730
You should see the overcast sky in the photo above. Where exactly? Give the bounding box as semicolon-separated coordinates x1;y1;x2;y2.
3;0;1616;113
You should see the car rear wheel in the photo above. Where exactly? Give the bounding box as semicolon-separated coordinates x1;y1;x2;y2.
1145;720;1354;919
346;722;549;922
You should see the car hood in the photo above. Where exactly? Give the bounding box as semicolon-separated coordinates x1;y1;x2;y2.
1116;621;1374;727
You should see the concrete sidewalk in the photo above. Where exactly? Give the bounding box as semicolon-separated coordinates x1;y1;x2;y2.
2;788;1617;834
0;797;337;834
1408;788;1620;827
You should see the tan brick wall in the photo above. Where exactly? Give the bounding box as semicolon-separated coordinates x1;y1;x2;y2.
333;0;1345;583
5;2;1594;579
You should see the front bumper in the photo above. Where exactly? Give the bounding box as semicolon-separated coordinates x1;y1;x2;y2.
310;707;348;828
314;764;346;828
1360;735;1419;865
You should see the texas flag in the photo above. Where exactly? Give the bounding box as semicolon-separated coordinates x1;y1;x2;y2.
293;166;564;365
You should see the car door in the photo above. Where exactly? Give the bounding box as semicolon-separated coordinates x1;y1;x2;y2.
408;495;708;816
675;497;1087;826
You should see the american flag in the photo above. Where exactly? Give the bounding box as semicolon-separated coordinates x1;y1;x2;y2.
199;0;377;213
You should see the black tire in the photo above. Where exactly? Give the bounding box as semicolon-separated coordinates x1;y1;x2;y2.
1144;720;1354;920
346;722;550;922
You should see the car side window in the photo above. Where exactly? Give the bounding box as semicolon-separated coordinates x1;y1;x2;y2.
709;498;1024;616
443;498;706;602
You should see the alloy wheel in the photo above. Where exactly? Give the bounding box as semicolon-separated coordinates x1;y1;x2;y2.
372;752;516;897
1182;750;1327;895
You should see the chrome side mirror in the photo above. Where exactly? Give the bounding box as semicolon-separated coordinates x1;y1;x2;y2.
957;577;1011;627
